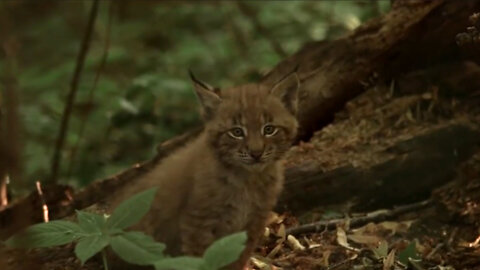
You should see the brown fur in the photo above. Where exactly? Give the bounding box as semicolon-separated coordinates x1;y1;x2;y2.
108;72;299;268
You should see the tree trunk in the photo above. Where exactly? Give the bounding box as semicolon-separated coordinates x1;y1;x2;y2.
262;0;479;139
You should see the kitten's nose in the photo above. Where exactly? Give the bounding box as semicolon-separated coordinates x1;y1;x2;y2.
249;150;264;160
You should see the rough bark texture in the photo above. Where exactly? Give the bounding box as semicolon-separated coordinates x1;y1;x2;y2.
262;0;480;139
278;124;480;215
1;0;480;240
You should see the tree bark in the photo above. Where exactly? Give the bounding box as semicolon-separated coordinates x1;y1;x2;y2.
262;0;480;139
278;124;480;215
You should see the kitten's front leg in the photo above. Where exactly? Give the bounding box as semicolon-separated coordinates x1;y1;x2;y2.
229;212;269;270
179;212;217;256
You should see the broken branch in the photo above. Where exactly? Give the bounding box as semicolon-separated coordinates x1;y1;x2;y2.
286;200;432;235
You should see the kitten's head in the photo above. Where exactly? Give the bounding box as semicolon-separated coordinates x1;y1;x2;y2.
190;71;299;171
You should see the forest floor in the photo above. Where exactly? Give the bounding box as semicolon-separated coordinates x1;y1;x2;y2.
253;76;480;270
258;152;480;270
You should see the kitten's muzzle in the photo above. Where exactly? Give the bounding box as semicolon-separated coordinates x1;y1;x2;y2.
249;150;264;161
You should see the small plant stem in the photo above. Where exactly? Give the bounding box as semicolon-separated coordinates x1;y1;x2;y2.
102;250;109;270
49;0;99;183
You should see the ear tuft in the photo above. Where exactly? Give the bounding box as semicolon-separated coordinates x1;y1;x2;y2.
270;68;300;115
189;69;215;91
189;70;221;120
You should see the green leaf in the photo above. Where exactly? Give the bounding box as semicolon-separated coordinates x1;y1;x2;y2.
372;240;389;259
76;210;106;233
321;210;343;220
110;231;165;265
106;187;158;230
154;257;204;270
74;234;110;265
6;220;84;248
202;231;247;270
398;241;419;265
119;98;139;115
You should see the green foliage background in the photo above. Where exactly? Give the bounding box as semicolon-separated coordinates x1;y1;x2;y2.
1;1;389;190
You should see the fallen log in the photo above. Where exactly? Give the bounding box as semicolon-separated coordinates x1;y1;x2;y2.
262;0;480;139
278;124;480;214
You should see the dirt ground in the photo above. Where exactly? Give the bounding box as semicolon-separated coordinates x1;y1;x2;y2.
253;74;480;270
256;151;480;270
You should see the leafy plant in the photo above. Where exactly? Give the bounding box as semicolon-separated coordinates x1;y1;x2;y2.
398;241;420;265
6;188;163;268
154;232;247;270
5;187;247;270
372;240;389;259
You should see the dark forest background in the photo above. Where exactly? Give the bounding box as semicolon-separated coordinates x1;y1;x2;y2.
1;1;390;191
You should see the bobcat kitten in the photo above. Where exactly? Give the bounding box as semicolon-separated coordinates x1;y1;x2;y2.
109;71;299;268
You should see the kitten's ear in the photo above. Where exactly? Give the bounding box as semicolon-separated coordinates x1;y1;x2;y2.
270;68;300;115
189;70;221;120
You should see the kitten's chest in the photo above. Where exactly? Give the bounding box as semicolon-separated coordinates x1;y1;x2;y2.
215;172;282;226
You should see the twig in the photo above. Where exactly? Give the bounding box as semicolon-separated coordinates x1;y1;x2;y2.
66;1;113;179
425;243;443;260
286;200;432;235
236;2;287;58
50;0;99;183
0;100;6;209
35;181;49;222
0;175;8;210
446;227;458;252
326;253;358;270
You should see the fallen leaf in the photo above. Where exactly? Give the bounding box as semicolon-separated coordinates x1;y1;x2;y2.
264;227;270;238
383;249;395;270
276;224;286;240
414;239;426;254
373;240;389;259
251;257;279;270
267;242;283;258
348;234;382;245
265;212;279;226
351;222;378;235
438;266;456;270
378;220;414;235
303;236;321;249
322;249;331;267
337;227;358;251
398;241;419;265
287;235;305;251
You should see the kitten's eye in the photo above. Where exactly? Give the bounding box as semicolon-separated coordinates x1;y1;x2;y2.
228;127;245;139
263;125;278;136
